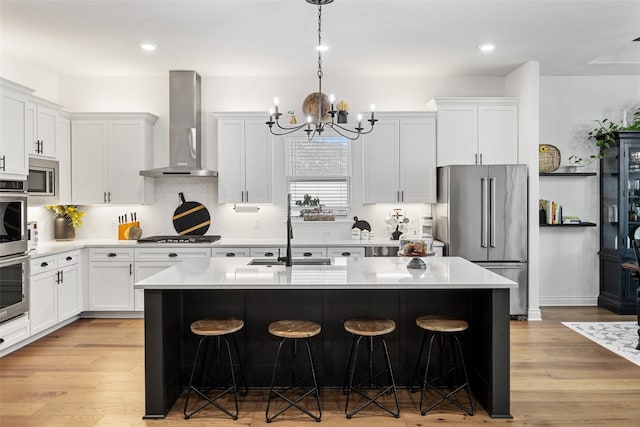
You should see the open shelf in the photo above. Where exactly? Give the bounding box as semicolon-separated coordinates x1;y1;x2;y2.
540;222;596;227
539;172;597;177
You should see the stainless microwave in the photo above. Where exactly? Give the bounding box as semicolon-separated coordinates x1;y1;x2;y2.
27;158;58;203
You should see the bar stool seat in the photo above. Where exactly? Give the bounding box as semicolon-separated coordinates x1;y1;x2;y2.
411;314;474;416
184;317;247;421
266;320;322;423
269;320;321;339
343;318;400;419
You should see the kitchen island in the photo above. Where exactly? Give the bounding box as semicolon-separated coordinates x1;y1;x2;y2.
135;256;516;419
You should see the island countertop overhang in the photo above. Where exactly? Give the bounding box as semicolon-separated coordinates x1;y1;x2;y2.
134;256;517;290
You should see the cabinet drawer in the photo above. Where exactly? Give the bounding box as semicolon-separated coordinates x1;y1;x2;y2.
89;247;134;262
327;247;365;258
249;247;283;257
0;314;30;352
291;247;327;258
135;247;211;262
212;248;250;257
58;250;81;267
30;255;58;275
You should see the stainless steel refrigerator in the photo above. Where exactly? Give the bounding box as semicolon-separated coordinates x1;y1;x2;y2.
434;165;528;316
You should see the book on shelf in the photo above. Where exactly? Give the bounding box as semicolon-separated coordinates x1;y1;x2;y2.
539;199;576;224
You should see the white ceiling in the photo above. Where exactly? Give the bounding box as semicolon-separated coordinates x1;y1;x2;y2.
1;0;639;78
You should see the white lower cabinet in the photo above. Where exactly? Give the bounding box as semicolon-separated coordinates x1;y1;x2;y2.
291;247;327;258
249;247;283;258
133;247;212;311
212;247;250;257
29;250;81;335
327;247;365;258
88;248;134;311
0;314;30;355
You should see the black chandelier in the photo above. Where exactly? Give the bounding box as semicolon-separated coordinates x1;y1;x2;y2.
265;0;376;141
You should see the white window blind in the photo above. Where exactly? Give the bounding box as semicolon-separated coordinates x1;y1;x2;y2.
286;136;351;216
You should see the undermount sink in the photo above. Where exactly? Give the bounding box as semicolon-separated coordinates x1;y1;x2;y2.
248;258;332;266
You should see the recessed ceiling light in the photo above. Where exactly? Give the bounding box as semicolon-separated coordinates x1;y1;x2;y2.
479;43;495;52
139;42;158;51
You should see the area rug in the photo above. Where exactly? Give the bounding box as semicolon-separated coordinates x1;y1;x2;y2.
562;322;640;367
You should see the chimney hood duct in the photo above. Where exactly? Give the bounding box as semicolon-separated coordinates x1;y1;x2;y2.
140;70;217;177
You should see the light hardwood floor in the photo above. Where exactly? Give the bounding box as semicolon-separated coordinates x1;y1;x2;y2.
1;307;639;426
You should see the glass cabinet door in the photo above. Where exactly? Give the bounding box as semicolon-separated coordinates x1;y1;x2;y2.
601;144;619;251
626;142;640;250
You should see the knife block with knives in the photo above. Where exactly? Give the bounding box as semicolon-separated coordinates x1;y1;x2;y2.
118;213;141;240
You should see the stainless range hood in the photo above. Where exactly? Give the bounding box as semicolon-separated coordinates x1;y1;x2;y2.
140;70;217;177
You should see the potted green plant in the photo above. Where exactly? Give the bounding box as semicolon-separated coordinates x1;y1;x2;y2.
294;194;334;221
569;108;640;166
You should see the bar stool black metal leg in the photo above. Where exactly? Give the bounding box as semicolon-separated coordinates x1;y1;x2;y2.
345;336;399;419
342;335;358;394
410;330;429;393
266;337;321;423
304;338;322;421
231;334;248;396
380;337;400;418
453;335;474;415
419;333;437;415
184;336;207;419
344;335;363;418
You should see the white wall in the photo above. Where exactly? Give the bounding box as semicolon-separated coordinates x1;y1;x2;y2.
0;53;60;103
538;76;640;307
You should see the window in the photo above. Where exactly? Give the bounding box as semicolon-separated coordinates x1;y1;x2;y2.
285;136;351;217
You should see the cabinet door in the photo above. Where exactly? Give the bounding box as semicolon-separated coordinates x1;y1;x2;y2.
399;117;436;203
71;120;108;204
0;88;28;177
134;262;177;311
478;105;518;164
108;120;146;204
88;262;134;311
37;106;57;157
244;120;273;203
436;105;477;166
218;120;244;203
363;120;400;203
56;116;72;204
30;272;57;335
58;264;81;321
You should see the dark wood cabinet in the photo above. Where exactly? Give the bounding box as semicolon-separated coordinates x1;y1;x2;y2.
599;131;640;314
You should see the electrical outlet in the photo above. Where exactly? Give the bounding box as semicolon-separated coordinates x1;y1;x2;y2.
254;219;261;229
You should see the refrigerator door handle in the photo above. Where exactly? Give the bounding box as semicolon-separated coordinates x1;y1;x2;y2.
490;177;496;248
481;177;488;248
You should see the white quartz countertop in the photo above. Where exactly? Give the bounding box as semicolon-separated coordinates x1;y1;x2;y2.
134;256;516;290
29;237;442;257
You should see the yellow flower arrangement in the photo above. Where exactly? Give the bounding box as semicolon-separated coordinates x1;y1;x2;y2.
45;205;85;229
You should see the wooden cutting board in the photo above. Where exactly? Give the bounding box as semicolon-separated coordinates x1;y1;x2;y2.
172;192;210;236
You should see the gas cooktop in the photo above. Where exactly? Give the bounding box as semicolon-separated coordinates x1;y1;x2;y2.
137;235;221;244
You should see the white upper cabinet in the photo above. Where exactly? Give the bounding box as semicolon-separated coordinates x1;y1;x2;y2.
26;97;63;158
216;113;273;204
71;113;157;205
431;97;519;166
0;78;31;179
56;112;72;204
363;112;436;203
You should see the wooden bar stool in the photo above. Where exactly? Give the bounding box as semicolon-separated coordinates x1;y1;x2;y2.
183;318;247;421
410;314;474;416
343;318;400;419
265;320;322;423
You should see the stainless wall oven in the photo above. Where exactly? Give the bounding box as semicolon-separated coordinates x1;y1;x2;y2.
0;180;28;323
0;253;29;323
